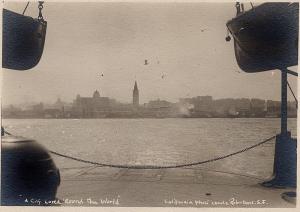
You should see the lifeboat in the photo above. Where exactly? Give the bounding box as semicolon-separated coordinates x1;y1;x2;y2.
226;3;298;72
2;9;47;70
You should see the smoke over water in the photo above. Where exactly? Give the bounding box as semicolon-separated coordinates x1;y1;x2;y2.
178;103;194;116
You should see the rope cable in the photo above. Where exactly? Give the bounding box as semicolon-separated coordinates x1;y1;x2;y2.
22;1;30;15
287;80;298;109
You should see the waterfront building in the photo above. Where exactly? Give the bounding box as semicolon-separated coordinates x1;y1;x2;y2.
235;98;251;117
212;98;235;117
72;90;111;118
287;101;297;118
2;105;22;118
133;81;139;107
250;98;266;117
146;99;176;118
266;100;281;117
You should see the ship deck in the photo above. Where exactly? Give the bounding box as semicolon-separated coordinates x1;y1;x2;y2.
56;166;296;207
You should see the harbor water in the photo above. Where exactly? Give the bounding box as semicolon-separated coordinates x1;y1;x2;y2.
2;118;297;179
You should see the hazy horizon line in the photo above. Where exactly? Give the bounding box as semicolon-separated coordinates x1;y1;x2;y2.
3;94;296;108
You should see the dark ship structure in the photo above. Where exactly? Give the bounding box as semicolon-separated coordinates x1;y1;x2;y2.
226;2;298;194
226;2;298;73
2;2;60;205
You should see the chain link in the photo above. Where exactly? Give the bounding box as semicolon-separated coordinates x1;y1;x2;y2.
49;135;276;169
38;1;44;22
1;127;276;169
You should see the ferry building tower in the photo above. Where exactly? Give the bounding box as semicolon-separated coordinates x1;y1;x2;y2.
133;81;139;107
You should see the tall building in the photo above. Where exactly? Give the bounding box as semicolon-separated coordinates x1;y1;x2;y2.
133;81;139;107
72;90;111;118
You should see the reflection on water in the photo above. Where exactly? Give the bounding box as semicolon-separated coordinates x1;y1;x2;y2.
2;118;297;178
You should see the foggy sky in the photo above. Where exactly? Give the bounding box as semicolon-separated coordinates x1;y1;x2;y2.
2;2;298;106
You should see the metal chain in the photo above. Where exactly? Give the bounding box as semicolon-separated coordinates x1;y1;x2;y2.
1;127;276;169
38;1;44;22
235;2;241;15
235;2;246;16
49;135;276;169
1;127;11;136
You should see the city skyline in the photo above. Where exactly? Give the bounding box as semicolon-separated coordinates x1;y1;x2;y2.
2;2;298;106
3;87;297;119
3;83;297;109
3;76;297;119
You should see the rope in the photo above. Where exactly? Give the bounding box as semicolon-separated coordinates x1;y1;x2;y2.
287;80;298;109
22;2;30;15
49;135;276;169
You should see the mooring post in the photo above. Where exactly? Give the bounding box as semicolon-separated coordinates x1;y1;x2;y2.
262;68;297;188
281;69;288;135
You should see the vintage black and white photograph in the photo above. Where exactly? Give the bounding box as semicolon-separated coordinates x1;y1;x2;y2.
1;0;298;208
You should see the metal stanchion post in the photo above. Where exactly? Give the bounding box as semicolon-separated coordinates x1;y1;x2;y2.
262;68;297;188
